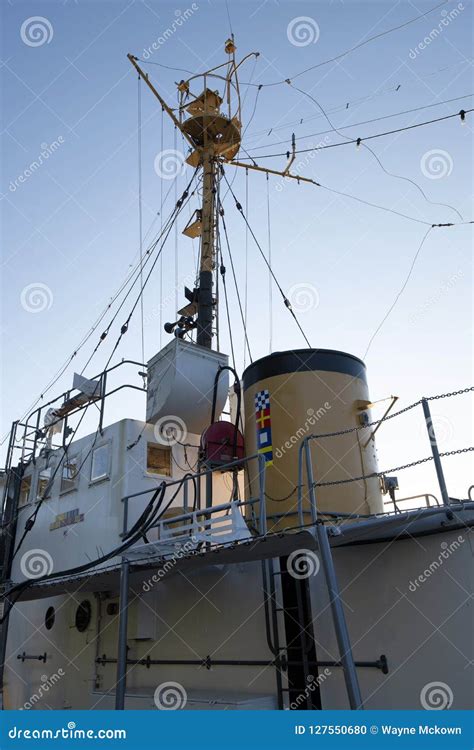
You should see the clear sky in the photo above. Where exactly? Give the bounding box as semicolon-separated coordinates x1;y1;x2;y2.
1;0;472;501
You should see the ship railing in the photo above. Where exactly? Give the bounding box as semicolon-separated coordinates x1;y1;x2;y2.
296;388;474;526
121;453;268;550
1;360;146;513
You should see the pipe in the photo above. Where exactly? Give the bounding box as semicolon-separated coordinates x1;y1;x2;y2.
115;558;130;710
316;523;364;709
422;398;450;506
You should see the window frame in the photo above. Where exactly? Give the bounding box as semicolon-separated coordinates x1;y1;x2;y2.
89;441;111;485
60;455;80;496
35;464;54;503
145;442;172;478
18;474;33;508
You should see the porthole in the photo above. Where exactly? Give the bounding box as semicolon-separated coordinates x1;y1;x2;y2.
75;600;92;633
106;602;119;616
45;606;55;630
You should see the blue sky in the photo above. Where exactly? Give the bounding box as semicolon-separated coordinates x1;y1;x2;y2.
1;0;472;499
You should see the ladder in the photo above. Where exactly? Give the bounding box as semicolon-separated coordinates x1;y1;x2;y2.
263;531;364;710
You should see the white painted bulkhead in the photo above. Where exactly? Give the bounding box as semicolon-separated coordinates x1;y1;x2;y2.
4;523;472;710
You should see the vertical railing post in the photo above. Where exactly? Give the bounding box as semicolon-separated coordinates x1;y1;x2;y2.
98;371;107;435
316;523;364;709
422;398;450;506
297;441;305;527
304;438;318;525
183;480;188;513
115;557;130;710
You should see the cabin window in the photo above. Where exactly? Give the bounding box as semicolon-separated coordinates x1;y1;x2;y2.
75;600;92;632
36;467;52;501
18;475;32;507
60;457;79;494
90;444;109;483
45;606;55;631
146;443;171;477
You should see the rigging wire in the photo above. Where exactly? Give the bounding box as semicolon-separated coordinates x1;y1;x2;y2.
218;199;253;364
241;0;451;87
245;93;473;151
0;167;187;447
244;68;472;141
288;83;464;221
135;2;454;92
79;193;188;374
137;73;146;380
364;226;434;358
266;172;273;353
215;182;236;370
9;174;199;558
101;171;199;372
241;108;473;159
243;168;249;367
160;106;164;349
222;170;312;349
174;126;179;315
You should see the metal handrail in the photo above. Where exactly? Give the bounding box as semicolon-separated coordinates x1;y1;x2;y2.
297;398;457;524
122;452;267;537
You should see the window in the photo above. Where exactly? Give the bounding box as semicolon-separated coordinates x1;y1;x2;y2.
45;606;55;631
90;444;109;482
75;600;92;632
36;467;52;502
60;457;78;494
18;475;32;507
147;444;171;477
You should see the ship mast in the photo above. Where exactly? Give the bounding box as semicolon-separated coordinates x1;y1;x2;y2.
128;40;316;349
128;40;246;349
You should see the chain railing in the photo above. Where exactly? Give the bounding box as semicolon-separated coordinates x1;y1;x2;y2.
297;388;474;525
